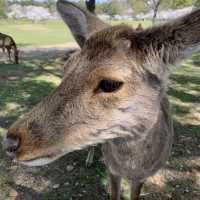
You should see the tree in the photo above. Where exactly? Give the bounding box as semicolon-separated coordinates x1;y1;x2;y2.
145;0;163;24
96;1;122;17
127;0;162;22
0;0;6;18
127;0;149;14
195;0;200;6
161;0;198;9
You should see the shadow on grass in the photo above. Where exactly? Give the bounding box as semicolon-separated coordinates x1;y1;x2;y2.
191;53;200;67
170;73;200;86
0;58;63;80
142;175;200;200
0;80;56;129
0;132;108;200
169;120;200;165
10;150;108;200
169;87;199;103
38;148;108;200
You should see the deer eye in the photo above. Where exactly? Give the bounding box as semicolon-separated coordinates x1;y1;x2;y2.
98;80;123;93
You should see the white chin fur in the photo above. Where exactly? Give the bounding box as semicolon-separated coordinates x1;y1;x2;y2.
18;150;70;167
20;157;56;166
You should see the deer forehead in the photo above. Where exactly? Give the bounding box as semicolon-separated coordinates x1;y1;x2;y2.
64;26;139;81
82;25;135;60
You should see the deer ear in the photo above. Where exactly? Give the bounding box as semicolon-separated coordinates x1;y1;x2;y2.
56;0;108;48
135;9;200;65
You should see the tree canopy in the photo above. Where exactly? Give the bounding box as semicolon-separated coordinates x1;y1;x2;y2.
4;0;200;18
0;0;6;18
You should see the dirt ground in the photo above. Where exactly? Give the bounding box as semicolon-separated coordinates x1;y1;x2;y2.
0;47;200;200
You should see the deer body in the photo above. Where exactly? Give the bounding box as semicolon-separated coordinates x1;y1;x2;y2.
102;96;173;199
3;1;200;199
0;32;19;64
103;97;173;180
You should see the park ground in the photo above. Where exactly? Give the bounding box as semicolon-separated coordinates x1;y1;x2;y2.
0;19;200;200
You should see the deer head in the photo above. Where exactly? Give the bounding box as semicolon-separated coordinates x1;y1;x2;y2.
3;0;200;166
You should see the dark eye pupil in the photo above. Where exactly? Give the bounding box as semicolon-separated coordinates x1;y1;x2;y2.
99;80;123;93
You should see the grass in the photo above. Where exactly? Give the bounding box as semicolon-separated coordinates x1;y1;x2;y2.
0;19;199;200
0;19;151;47
0;19;75;47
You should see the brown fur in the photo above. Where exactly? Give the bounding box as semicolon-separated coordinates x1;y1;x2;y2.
4;1;200;199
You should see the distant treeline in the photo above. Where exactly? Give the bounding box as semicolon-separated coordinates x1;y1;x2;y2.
7;0;56;10
1;0;200;18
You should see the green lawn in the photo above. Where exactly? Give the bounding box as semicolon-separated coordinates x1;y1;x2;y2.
0;19;75;47
0;19;151;47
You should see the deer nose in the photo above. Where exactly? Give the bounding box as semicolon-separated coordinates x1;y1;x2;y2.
2;136;21;160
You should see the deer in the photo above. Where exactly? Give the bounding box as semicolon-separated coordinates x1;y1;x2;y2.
3;0;200;199
0;32;19;64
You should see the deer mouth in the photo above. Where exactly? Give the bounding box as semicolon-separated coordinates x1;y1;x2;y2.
18;155;59;166
16;150;71;167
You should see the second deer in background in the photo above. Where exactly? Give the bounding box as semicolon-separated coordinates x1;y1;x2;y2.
0;32;19;64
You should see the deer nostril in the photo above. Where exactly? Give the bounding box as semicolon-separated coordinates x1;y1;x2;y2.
3;136;21;159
